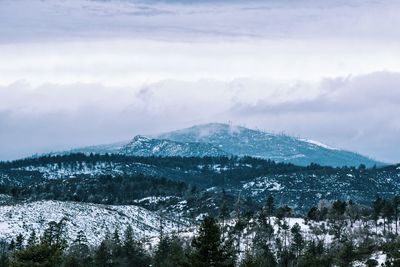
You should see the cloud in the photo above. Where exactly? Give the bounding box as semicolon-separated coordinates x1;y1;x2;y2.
1;0;399;42
1;0;400;163
1;72;400;163
230;72;400;163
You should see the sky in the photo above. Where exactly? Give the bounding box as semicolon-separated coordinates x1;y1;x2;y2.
0;0;400;163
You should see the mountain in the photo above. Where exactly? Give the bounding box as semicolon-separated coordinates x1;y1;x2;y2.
49;122;382;167
158;123;382;167
119;135;229;157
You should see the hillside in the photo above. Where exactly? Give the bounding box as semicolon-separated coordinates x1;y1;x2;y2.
49;123;383;167
1;154;399;212
158;123;382;167
120;135;228;157
0;200;188;246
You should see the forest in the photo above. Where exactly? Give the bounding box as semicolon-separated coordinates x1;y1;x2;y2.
2;195;400;267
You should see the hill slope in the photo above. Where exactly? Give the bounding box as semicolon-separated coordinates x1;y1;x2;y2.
0;200;187;245
120;135;229;157
158;123;382;167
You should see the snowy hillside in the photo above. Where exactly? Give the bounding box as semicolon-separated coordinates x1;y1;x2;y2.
2;155;399;211
47;123;383;167
158;123;382;167
0;200;189;246
120;135;228;157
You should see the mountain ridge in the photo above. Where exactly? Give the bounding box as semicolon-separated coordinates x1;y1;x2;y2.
46;123;383;167
158;123;382;167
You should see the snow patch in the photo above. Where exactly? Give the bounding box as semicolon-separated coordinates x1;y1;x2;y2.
300;138;337;150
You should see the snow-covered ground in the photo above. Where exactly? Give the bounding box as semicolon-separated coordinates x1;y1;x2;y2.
0;200;190;246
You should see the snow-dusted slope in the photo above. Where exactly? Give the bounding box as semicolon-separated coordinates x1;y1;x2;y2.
0;201;187;246
158;123;382;167
120;135;228;157
65;141;127;155
45;123;382;167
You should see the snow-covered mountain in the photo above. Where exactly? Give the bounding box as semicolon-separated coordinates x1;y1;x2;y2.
120;135;228;157
158;123;382;167
49;123;382;167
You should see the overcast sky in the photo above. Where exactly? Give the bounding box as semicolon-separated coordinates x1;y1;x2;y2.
0;0;400;163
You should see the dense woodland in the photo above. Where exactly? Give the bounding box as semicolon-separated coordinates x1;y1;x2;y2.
1;154;398;212
2;174;189;205
0;153;329;186
2;195;400;267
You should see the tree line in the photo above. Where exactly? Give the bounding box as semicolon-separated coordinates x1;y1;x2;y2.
2;195;400;266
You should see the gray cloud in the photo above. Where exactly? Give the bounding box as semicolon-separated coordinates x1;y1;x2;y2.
1;72;400;163
231;72;400;163
1;0;399;43
1;1;400;164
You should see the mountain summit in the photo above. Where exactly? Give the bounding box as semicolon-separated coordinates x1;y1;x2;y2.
57;123;382;167
158;123;381;167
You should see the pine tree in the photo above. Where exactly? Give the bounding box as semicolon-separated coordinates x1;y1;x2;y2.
336;241;355;267
372;195;383;234
393;196;400;235
190;216;235;267
94;241;113;267
219;200;229;229
15;234;24;251
27;230;37;247
64;230;92;267
264;195;275;225
291;223;304;257
9;221;67;267
239;250;257;267
122;225;150;267
153;235;187;267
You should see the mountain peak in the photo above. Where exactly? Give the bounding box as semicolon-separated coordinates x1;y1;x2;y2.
158;122;382;167
161;122;246;140
131;135;152;142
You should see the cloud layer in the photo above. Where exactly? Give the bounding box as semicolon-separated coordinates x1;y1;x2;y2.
1;72;400;163
0;0;399;162
1;0;399;42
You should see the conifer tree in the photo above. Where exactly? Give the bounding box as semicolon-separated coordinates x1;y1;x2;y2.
15;234;24;251
153;235;187;267
27;230;37;247
94;241;113;267
239;250;257;267
10;220;66;267
291;223;304;257
190;216;235;267
122;225;150;267
64;230;92;267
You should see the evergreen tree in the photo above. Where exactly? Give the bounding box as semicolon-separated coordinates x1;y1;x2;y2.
94;241;113;267
27;230;37;247
264;195;275;225
190;216;235;267
153;235;187;267
298;240;332;267
15;234;24;251
122;225;150;267
10;220;67;267
219;200;229;229
239;250;257;267
291;223;304;257
63;230;92;267
336;242;355;267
